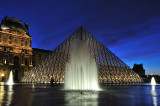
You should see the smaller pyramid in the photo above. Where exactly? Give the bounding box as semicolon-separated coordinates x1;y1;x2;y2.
21;27;143;83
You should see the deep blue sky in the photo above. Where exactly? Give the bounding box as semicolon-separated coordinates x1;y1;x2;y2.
0;0;160;75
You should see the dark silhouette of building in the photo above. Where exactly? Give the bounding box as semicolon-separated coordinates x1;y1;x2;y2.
132;64;145;77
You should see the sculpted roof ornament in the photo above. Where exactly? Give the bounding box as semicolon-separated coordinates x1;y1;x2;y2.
0;16;29;35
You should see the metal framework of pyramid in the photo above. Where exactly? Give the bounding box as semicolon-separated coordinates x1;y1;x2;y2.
21;27;143;83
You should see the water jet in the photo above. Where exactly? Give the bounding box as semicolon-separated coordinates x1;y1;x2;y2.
151;77;156;85
7;71;14;85
65;40;99;90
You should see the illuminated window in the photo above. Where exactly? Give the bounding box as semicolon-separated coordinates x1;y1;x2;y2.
4;59;6;64
3;57;7;64
14;38;18;45
24;40;27;46
3;36;7;43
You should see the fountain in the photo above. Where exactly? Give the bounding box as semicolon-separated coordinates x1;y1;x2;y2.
7;71;14;85
151;77;156;86
65;40;99;90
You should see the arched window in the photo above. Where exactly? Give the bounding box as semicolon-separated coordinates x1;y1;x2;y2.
24;40;28;46
14;38;18;45
3;36;7;43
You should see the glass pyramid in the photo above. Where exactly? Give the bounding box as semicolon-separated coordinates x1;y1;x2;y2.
21;27;143;83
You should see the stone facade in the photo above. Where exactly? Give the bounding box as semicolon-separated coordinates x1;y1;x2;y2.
0;16;52;82
0;16;33;82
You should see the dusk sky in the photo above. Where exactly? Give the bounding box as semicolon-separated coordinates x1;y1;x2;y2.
0;0;160;75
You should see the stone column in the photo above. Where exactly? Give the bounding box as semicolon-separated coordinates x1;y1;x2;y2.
30;56;32;65
0;53;2;64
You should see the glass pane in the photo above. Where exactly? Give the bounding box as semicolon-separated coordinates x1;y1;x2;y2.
3;36;7;43
14;38;18;45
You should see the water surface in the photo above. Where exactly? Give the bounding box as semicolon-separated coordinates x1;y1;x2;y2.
0;83;159;106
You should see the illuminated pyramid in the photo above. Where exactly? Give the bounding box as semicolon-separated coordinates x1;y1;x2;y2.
21;27;143;83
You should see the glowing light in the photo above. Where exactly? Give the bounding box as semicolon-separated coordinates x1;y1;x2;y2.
92;83;100;90
4;59;6;64
1;73;4;77
151;77;156;86
1;27;9;30
7;71;14;85
32;84;35;88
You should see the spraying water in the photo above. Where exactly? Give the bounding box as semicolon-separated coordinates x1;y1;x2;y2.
65;40;99;90
7;71;14;85
151;77;156;85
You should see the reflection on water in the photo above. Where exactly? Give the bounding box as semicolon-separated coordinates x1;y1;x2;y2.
65;92;98;106
0;84;160;106
0;83;5;105
0;84;34;106
0;83;13;106
151;86;157;106
7;85;13;106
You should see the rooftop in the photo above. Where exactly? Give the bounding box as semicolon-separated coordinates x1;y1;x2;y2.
0;16;29;35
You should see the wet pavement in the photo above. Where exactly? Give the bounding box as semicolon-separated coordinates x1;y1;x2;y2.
0;83;160;106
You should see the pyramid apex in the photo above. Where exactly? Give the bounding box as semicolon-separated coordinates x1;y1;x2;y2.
78;26;86;30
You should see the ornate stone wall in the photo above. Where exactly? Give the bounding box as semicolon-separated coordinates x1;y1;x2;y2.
0;16;32;82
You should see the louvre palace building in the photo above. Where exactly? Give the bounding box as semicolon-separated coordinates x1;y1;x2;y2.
0;16;51;82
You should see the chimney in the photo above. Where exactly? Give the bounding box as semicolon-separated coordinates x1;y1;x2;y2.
25;22;29;30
